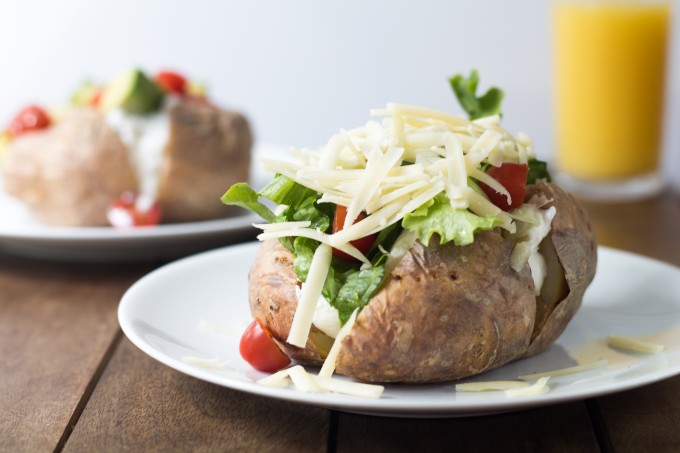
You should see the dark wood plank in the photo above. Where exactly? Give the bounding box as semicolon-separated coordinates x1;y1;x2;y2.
0;254;152;452
337;403;600;453
590;377;680;453
579;191;680;266
580;192;680;452
64;338;329;452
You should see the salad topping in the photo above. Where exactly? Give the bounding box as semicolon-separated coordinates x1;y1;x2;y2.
225;71;553;348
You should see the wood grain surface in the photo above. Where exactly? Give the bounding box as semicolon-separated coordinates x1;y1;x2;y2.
0;255;153;452
63;337;328;452
1;191;679;452
579;191;680;453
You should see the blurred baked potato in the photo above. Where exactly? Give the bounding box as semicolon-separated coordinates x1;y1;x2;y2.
2;69;252;227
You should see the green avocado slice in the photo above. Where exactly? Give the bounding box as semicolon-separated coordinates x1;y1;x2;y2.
100;68;165;114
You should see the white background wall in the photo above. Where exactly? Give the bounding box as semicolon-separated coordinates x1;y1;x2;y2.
1;0;678;185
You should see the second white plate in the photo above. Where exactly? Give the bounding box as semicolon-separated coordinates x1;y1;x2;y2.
0;144;284;261
118;243;680;417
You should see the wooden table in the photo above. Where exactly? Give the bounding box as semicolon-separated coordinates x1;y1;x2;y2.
2;192;680;452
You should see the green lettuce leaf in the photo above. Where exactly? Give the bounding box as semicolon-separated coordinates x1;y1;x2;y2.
292;237;317;281
449;70;504;120
402;194;500;246
527;159;552;184
334;266;385;324
275;178;331;250
222;176;330;250
292;236;385;325
220;183;275;222
259;174;319;209
290;196;331;231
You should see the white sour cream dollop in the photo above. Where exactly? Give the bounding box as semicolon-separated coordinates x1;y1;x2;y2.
295;284;342;338
105;99;175;199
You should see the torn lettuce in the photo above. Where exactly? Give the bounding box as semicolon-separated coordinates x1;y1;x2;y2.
222;177;502;324
222;177;387;324
527;159;552;184
221;175;331;251
220;183;275;222
293;237;385;324
402;194;500;246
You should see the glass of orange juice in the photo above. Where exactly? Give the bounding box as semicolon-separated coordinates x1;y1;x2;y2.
553;0;671;200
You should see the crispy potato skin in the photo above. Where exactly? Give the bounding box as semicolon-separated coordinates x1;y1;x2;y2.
2;101;252;226
248;239;327;364
336;230;535;383
523;182;597;356
248;182;596;383
250;233;537;383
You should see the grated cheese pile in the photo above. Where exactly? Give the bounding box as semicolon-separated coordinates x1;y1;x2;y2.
254;103;538;347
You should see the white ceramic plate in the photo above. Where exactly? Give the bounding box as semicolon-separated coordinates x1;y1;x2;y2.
118;243;680;417
0;144;282;261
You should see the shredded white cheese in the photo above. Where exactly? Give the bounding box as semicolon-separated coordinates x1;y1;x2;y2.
287;365;324;393
256;102;533;249
253;221;312;231
606;335;664;354
287;244;333;347
257;228;369;264
455;381;530;392
518;359;609;380
256;364;384;398
311;375;384;399
505;377;550;398
319;309;359;378
257;368;293;388
254;103;536;351
181;356;228;369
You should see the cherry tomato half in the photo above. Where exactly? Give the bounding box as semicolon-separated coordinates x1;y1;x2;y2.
7;105;51;137
155;70;187;95
240;319;291;372
90;87;104;107
331;205;377;261
106;192;162;228
479;163;529;211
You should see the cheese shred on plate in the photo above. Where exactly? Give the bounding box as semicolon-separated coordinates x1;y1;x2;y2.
505;377;550;398
455;381;530;392
518;359;608;380
257;364;385;399
255;103;537;348
606;335;664;354
456;377;551;397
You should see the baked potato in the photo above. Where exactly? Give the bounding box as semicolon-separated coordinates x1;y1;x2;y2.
2;69;252;227
3;108;138;226
225;72;597;384
248;182;596;383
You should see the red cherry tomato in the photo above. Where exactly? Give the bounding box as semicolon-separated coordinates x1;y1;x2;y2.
240;319;291;372
479;163;529;211
7;105;51;137
106;192;162;228
90;87;104;107
155;70;187;95
331;205;377;261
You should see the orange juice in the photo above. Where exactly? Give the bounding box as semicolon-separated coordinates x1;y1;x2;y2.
554;1;670;181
